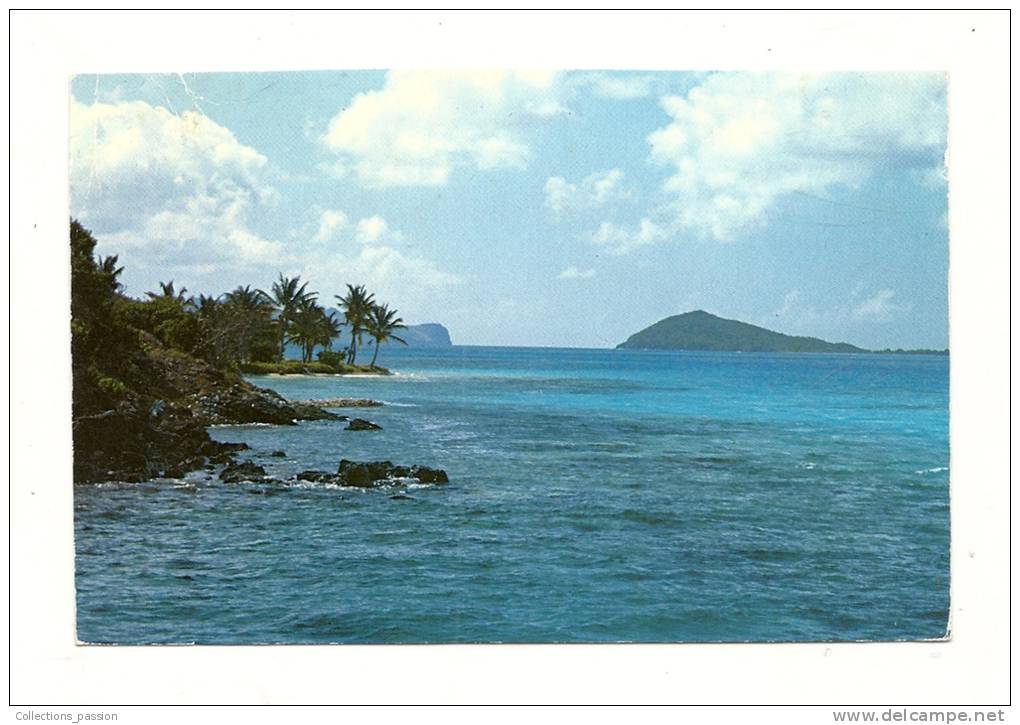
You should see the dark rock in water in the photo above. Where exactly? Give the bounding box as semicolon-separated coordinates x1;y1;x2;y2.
220;460;267;484
390;494;413;501
336;459;448;488
201;440;250;466
411;465;449;484
201;440;250;455
296;470;340;484
270;450;287;458
336;459;390;487
345;418;382;431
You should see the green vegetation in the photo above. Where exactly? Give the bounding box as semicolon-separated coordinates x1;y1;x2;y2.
71;219;149;416
336;283;376;365
617;310;867;353
239;360;387;375
71;219;408;380
365;304;407;367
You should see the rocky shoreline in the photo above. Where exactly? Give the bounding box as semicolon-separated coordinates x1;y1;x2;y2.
71;340;383;483
71;350;449;488
72;384;344;484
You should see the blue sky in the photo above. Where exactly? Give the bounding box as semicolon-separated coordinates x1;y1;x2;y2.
69;70;948;349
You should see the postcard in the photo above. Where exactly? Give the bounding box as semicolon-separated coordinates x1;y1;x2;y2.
69;69;950;646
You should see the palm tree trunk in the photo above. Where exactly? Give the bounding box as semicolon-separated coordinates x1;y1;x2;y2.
370;340;380;367
349;328;359;365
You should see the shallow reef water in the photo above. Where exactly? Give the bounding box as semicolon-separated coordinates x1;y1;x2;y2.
74;346;950;644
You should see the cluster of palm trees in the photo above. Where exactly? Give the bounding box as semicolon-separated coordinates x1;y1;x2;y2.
145;275;407;368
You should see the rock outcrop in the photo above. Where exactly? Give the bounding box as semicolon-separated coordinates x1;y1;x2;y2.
188;384;343;426
292;460;449;489
219;460;268;484
336;459;448;488
345;418;382;431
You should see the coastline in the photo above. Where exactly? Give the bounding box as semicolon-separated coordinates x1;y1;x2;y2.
240;361;391;376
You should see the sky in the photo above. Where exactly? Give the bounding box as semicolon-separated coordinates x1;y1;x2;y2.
68;70;949;349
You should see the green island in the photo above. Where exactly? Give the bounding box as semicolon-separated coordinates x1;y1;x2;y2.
618;310;948;355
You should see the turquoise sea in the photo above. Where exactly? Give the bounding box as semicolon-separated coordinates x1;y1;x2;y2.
74;346;950;643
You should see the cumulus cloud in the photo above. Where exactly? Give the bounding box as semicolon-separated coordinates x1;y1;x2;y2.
590;218;667;255
647;72;947;241
310;210;349;244
301;209;459;305
323;70;567;188
68;98;460;308
355;215;393;244
544;169;628;214
69;98;281;268
557;266;596;280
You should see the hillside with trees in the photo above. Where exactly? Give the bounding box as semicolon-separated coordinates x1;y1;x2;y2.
69;219;406;482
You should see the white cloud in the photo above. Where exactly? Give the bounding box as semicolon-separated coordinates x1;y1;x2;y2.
355;215;392;244
647;72;947;241
590;218;667;255
300;209;459;307
853;289;911;321
68;98;461;315
323;70;566;188
544;169;628;214
310;210;349;244
557;266;596;280
69;98;282;267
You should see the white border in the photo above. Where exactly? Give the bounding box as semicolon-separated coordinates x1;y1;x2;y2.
7;9;1012;707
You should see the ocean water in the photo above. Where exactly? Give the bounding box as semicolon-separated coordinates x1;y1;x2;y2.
74;346;950;644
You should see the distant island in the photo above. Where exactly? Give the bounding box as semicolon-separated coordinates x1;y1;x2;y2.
617;310;947;355
311;313;451;349
400;323;453;347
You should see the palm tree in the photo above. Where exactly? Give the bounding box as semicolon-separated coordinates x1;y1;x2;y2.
147;280;188;303
262;274;313;361
224;285;273;313
97;255;124;294
318;309;343;353
222;285;275;363
285;298;329;363
364;303;407;368
335;284;375;365
193;293;223;318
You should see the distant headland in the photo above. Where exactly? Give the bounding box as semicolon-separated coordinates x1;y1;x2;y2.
400;322;453;347
617;310;947;355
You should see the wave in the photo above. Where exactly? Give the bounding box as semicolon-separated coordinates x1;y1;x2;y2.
915;466;949;475
208;422;277;428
